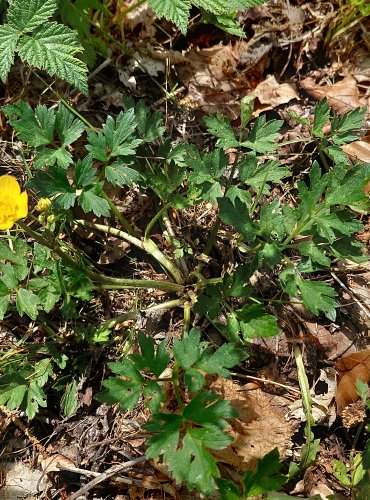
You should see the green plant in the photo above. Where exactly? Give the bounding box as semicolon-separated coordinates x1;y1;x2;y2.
97;329;247;495
333;381;370;498
0;0;88;93
57;0;109;67
0;93;369;496
147;0;268;35
325;0;370;44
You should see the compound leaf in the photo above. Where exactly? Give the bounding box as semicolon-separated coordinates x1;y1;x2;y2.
204;112;239;149
78;183;110;216
17;22;88;94
173;328;202;370
130;332;170;378
148;0;191;34
0;25;19;82
3;100;55;147
242;115;283;153
197;343;248;378
16;288;41;320
55;104;85;147
7;0;57;32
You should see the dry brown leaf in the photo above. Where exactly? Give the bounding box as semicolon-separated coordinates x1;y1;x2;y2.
342;138;370;163
300;76;369;114
210;377;295;472
252;75;299;111
335;348;370;413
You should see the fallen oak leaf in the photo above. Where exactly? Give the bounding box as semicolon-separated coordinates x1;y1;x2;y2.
335;348;370;414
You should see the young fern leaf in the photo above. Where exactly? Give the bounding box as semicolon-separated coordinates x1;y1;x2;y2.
0;0;88;93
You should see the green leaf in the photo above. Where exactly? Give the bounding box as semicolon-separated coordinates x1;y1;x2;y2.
331;107;366;144
97;377;142;410
193;287;222;320
173;429;221;495
3;100;55;147
312;98;330;136
204;112;239;149
16;288;41;320
25;380;47;419
28;169;76;208
259;201;285;241
260;242;283;268
0;374;27;410
33;358;53;387
240;95;254;129
314;210;363;244
79;183;110;216
240;157;289;194
242;115;283;153
298;240;331;268
297;279;337;319
0;294;10;320
173;328;202;370
103;109;142;157
55;104;85;147
105;162;142;187
236;304;280;339
86;129;108;161
143;381;164;413
216;478;240;500
134;100;165;141
183;391;237;427
7;0;57;32
75;157;97;187
17;22;88;94
333;459;351;487
243;448;286;496
145;412;182;459
200;10;245;36
218;196;257;242
148;0;191;34
130;332;170;378
0;25;19;82
61;379;78;416
184;368;206;392
197;343;248;377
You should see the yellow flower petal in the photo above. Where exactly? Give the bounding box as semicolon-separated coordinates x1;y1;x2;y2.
0;175;28;230
0;175;21;198
16;191;28;219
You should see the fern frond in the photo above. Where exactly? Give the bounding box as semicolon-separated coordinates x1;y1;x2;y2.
17;23;88;94
148;0;191;34
0;25;19;81
7;0;57;32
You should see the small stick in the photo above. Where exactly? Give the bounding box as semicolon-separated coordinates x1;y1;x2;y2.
331;271;370;320
231;373;301;395
68;456;148;500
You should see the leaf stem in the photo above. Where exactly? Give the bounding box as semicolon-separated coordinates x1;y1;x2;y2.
144;202;171;239
91;279;184;293
101;190;137;235
76;220;185;284
94;298;184;332
294;344;319;470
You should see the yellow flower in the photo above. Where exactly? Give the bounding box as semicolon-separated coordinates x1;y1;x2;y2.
0;175;28;230
35;198;52;213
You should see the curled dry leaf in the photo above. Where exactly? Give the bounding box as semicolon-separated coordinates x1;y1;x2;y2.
301;76;369;114
252;75;299;113
335;348;370;414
